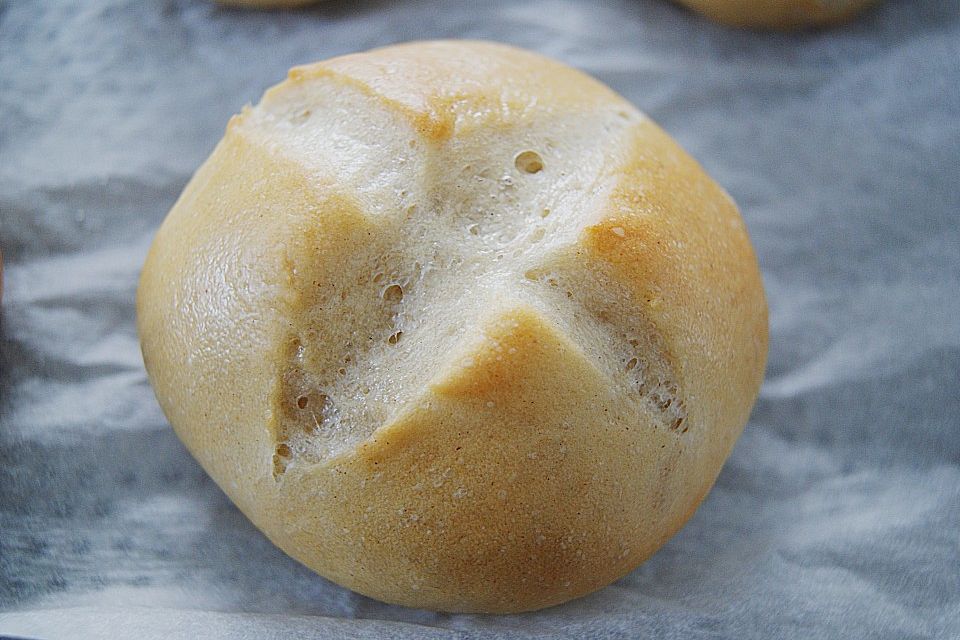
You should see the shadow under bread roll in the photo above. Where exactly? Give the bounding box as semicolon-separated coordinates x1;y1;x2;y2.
215;0;318;7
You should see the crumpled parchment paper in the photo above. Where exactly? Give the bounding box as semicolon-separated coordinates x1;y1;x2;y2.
1;0;958;638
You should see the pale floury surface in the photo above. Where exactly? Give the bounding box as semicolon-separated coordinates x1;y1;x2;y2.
136;41;767;613
1;0;958;637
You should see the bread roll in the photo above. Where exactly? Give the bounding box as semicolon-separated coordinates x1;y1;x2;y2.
675;0;877;28
137;40;767;613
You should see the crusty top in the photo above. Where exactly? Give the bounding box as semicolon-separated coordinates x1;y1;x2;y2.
138;40;767;613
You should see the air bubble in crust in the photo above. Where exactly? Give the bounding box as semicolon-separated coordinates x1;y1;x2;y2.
514;150;544;174
290;108;312;125
382;284;404;303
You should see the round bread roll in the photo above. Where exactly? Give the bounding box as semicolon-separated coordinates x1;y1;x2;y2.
137;40;767;613
676;0;877;28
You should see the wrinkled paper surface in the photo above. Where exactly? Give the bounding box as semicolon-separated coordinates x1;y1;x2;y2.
1;1;958;638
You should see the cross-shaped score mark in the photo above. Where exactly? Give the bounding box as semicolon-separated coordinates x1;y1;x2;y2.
264;109;687;477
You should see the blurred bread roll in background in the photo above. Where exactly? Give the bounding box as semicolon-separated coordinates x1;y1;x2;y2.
137;40;768;613
217;0;875;29
675;0;877;28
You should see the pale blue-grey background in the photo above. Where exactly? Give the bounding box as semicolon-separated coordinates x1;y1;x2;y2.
1;0;958;638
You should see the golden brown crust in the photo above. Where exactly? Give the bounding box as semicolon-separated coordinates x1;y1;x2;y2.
276;40;623;144
137;40;767;613
675;0;878;29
